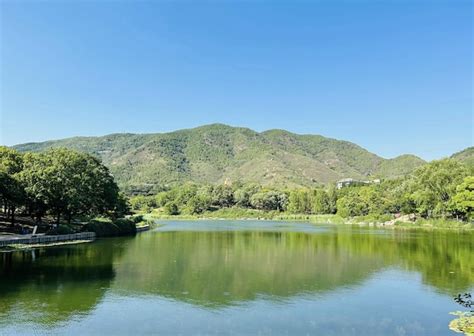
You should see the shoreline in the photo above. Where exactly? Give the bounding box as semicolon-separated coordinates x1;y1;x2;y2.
143;212;474;231
0;239;94;252
0;232;96;251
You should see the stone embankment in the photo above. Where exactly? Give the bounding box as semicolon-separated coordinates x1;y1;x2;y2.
0;232;96;248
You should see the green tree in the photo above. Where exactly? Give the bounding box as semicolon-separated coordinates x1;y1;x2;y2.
326;184;338;214
234;184;260;208
212;185;234;208
0;147;25;224
288;189;311;214
186;192;212;214
311;189;331;214
450;176;474;220
130;195;157;212
0;172;25;225
0;146;23;175
20;148;123;224
336;189;369;218
410;159;468;217
250;191;287;211
164;202;179;215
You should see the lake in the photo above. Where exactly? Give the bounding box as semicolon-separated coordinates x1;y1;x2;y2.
0;220;472;335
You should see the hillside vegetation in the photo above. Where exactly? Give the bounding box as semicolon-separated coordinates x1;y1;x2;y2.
14;124;428;193
451;147;474;167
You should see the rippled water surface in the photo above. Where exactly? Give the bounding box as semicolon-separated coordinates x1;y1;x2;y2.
1;220;473;335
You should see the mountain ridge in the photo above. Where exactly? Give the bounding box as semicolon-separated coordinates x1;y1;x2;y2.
11;123;451;193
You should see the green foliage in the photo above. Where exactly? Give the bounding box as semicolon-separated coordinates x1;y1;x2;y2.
449;311;474;335
46;225;76;235
0;146;23;175
164;202;179;215
450;176;474;220
409;159;468;217
211;185;234;207
186;194;212;214
82;218;136;237
0;147;128;226
451;146;474;168
234;183;260;207
130;195;157;212
336;190;368;218
131;215;144;224
134;160;473;224
250;191;287;211
0;147;26;224
6;137;471;225
288;189;312;214
311;189;331;214
18;148;126;223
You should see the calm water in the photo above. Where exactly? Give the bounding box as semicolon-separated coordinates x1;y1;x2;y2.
0;220;473;335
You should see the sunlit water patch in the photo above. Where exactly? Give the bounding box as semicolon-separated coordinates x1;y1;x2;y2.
1;220;472;335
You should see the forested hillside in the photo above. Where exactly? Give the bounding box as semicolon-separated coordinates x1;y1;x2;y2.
14;124;428;193
451;147;474;167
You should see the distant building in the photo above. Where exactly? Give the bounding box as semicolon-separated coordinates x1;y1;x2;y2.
336;178;381;189
336;178;356;189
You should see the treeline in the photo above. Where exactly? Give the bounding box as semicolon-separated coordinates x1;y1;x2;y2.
130;159;473;221
0;147;128;226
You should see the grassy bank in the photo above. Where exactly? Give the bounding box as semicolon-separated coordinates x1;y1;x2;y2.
391;218;474;230
142;208;473;231
143;208;344;223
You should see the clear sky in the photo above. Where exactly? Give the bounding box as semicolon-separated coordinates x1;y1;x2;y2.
1;0;472;160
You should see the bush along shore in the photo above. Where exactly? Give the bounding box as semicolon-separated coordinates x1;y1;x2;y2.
131;159;473;231
143;210;473;231
43;215;151;238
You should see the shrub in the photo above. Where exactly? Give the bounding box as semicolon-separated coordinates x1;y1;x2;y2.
82;218;136;237
131;215;144;224
46;225;76;235
164;202;179;215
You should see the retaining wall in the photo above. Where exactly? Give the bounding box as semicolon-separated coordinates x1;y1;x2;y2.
0;232;96;247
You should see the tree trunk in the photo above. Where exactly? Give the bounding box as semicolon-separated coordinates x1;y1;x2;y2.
10;205;16;226
56;212;61;225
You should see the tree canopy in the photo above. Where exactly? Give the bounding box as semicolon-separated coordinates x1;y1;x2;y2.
128;159;473;223
0;146;127;225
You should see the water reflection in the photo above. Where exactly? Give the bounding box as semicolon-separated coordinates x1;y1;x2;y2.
112;230;386;306
112;226;473;306
0;221;472;329
0;238;130;326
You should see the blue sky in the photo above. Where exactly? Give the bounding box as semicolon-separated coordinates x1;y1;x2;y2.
1;1;472;160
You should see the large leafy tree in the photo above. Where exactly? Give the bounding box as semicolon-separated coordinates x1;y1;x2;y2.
0;172;25;224
0;146;23;175
336;189;369;218
250;190;287;211
409;159;468;217
20;148;124;223
450;176;474;220
287;189;311;214
234;184;261;208
211;184;234;208
311;189;331;214
0;147;25;224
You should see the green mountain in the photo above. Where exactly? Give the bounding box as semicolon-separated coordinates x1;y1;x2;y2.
451;147;474;167
14;124;426;192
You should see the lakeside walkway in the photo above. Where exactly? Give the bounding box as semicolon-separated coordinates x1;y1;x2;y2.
0;232;96;247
